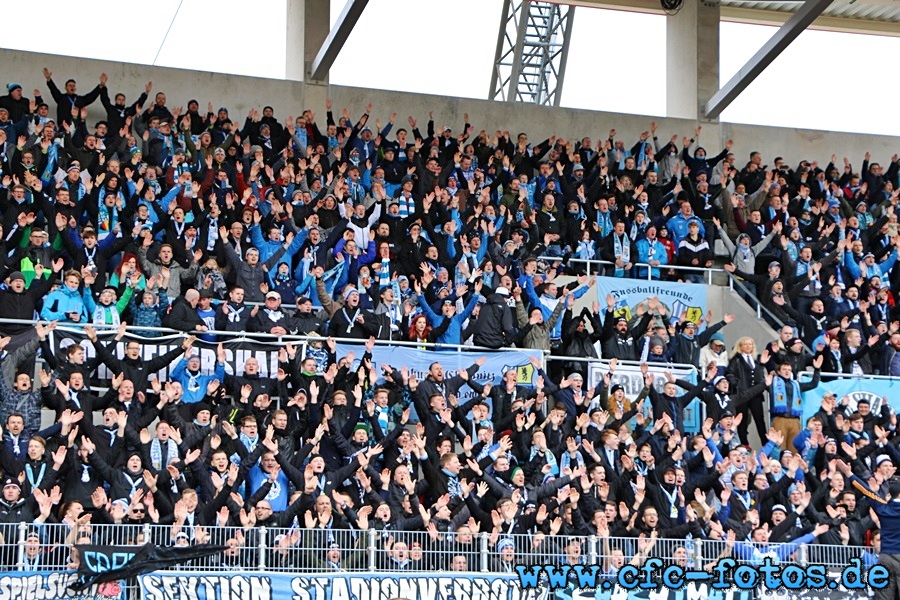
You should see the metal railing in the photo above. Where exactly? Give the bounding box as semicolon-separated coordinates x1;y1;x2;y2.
6;523;871;574
536;256;725;285
11;317;517;354
544;354;698;371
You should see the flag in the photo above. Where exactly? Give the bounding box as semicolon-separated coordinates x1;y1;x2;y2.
71;543;227;591
612;298;632;322
672;300;702;324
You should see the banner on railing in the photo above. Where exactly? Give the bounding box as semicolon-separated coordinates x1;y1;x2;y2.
800;374;899;427
587;361;703;433
595;277;707;329
0;571;125;599
139;572;529;600
335;343;542;403
50;328;295;382
136;572;860;600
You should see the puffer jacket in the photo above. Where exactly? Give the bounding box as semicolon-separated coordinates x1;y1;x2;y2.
220;241;286;303
40;285;88;322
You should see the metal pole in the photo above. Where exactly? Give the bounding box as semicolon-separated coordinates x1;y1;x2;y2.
15;522;26;570
480;532;489;572
552;5;575;107
508;0;530;103
258;527;267;571
367;528;377;571
588;535;598;566
489;0;515;101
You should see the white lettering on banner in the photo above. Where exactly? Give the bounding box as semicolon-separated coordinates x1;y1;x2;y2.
588;362;697;394
141;574;271;600
52;329;285;380
140;573;859;600
0;573;123;600
143;574;552;600
608;284;695;302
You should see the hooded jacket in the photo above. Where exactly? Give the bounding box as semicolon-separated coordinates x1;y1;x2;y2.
470;293;516;349
137;246;200;300
40;284;88;322
717;223;777;274
699;332;730;374
220;241;287;304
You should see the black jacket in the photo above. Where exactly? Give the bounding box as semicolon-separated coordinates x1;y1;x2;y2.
164;297;202;332
93;338;184;393
470;293;516;349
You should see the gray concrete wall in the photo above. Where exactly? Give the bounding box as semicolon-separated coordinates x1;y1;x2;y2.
1;47;898;165
709;285;779;355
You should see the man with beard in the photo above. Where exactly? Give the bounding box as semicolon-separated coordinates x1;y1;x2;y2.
601;294;653;360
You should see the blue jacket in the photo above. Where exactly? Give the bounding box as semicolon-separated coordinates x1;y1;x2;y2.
417;294;479;345
635;238;669;279
40;285;88;322
249;224;306;271
666;214;705;246
844;249;898;280
171;358;226;404
247;464;291;512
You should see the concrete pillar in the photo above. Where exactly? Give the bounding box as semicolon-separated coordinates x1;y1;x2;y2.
666;1;720;121
305;0;331;83
285;0;306;81
285;0;330;82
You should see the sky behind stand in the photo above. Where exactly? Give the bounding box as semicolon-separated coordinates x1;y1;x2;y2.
3;0;899;138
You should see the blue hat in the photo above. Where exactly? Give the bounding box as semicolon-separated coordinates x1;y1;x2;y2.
496;538;514;552
6;83;21;93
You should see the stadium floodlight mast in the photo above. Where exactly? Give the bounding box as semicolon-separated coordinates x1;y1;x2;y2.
489;0;575;107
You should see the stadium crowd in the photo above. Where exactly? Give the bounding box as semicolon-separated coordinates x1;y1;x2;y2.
0;68;894;575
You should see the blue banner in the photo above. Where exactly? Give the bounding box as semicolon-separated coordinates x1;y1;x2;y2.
587;361;704;434
800;374;898;426
0;571;125;599
595;277;707;327
332;344;542;420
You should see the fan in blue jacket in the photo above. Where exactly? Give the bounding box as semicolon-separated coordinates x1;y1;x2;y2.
170;344;227;404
